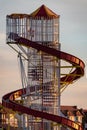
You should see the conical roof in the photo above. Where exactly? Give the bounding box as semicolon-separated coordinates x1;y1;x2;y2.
30;4;59;19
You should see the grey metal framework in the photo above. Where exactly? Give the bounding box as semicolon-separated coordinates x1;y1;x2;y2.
6;13;60;130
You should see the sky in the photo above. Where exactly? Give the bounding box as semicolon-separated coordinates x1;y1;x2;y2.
0;0;87;109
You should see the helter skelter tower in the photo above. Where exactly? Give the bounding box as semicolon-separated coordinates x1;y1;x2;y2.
7;5;61;129
7;5;61;130
5;4;85;130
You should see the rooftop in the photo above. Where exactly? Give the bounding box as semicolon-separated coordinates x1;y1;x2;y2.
30;4;59;19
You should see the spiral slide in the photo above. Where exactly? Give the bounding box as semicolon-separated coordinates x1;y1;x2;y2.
2;33;85;130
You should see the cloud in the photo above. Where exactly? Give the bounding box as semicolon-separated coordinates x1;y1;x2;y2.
0;33;5;42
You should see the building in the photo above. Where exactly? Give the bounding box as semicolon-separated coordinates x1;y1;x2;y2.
0;103;18;130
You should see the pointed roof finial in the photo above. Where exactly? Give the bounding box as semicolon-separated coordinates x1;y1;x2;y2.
30;4;59;19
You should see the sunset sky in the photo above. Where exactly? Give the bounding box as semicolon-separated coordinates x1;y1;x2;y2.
0;0;87;109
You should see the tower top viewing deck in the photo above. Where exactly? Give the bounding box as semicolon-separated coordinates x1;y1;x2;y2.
7;5;60;19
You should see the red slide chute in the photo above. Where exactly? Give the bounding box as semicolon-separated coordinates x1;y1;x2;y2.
2;33;85;130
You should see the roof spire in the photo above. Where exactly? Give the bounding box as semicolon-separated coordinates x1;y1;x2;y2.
30;4;59;19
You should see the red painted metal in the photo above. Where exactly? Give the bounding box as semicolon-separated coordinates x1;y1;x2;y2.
9;33;84;83
2;88;83;130
2;33;85;130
